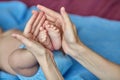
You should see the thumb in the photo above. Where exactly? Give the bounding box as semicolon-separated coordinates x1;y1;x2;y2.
60;7;72;26
60;7;78;42
60;7;73;32
11;33;33;48
11;33;45;55
11;33;45;53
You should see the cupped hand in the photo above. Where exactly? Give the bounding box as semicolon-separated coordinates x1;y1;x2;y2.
37;5;82;54
60;7;84;54
11;33;53;63
24;10;46;40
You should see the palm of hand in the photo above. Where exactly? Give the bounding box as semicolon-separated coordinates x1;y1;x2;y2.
61;23;79;54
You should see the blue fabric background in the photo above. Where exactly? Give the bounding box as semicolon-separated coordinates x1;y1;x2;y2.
0;1;120;80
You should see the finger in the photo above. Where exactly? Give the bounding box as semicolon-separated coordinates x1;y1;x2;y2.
45;14;62;29
12;33;42;51
45;13;62;28
24;10;38;35
60;8;78;37
60;8;77;34
60;7;77;41
11;34;46;56
37;5;63;30
60;7;72;26
33;15;46;37
12;34;33;48
37;5;60;22
61;7;74;29
45;14;56;22
31;11;44;33
25;33;33;39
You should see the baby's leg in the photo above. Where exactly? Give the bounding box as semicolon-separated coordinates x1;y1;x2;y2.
9;49;39;77
45;24;61;50
37;27;54;50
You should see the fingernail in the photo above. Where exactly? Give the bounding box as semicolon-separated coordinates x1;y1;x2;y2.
37;5;41;8
37;5;39;8
32;10;38;15
61;7;65;11
60;7;65;15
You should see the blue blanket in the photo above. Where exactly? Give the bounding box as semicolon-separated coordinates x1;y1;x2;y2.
0;1;73;80
0;1;120;80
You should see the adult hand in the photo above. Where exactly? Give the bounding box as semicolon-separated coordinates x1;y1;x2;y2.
11;33;53;63
12;33;64;80
37;5;83;55
24;10;46;39
60;7;83;54
37;5;62;28
37;5;120;80
12;9;64;80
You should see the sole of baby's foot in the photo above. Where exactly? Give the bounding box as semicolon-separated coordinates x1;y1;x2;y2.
37;27;53;50
45;25;61;50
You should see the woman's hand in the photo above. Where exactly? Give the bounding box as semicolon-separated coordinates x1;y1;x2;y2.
37;5;120;80
60;7;83;54
12;33;64;80
11;9;64;80
37;5;83;55
24;10;46;40
12;33;53;61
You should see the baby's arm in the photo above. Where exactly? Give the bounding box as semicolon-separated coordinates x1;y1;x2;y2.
9;49;39;76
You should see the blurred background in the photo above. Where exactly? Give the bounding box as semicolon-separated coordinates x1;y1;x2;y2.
0;0;120;20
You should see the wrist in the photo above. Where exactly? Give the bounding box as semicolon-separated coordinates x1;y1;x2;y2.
68;42;87;58
37;50;53;66
38;53;63;80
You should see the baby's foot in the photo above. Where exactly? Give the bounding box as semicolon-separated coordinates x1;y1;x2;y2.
37;27;53;50
45;24;61;50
